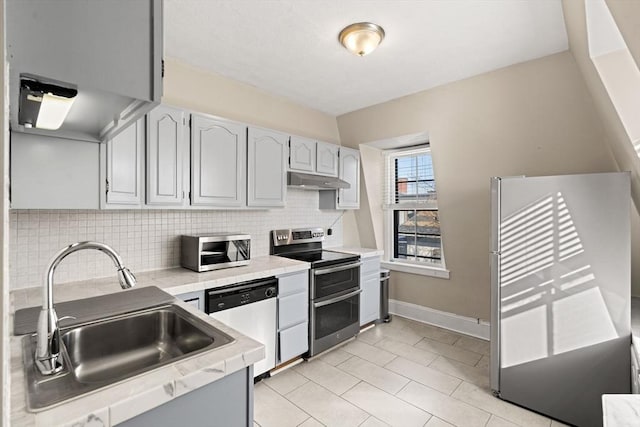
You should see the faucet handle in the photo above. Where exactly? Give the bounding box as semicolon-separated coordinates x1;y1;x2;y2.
58;315;76;323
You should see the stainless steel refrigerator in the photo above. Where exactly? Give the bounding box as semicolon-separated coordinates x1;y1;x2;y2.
490;173;631;427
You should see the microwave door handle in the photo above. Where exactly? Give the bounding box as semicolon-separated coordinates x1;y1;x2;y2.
313;262;362;276
313;289;362;308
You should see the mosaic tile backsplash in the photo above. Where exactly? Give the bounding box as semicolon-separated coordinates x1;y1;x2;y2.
10;189;343;290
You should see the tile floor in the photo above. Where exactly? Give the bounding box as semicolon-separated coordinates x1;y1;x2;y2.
253;316;569;427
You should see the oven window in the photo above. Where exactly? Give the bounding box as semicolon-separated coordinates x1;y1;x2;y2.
314;293;359;340
313;265;360;299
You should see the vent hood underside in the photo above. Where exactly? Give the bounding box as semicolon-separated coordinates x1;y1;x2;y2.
287;171;350;190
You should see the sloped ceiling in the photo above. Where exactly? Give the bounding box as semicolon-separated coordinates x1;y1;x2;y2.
164;0;568;116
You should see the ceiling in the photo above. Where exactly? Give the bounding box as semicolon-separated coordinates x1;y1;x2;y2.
164;0;568;116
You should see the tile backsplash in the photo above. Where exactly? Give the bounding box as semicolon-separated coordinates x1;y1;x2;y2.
10;189;343;290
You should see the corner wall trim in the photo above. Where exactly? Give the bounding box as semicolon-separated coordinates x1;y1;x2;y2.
389;299;490;340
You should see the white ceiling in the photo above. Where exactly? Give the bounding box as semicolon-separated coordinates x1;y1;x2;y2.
164;0;568;116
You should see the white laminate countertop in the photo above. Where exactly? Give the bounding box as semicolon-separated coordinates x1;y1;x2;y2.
328;247;383;259
10;255;310;426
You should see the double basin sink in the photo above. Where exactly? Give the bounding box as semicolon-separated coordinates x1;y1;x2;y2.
17;289;234;410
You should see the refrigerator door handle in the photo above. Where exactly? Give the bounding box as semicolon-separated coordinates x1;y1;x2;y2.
489;177;501;395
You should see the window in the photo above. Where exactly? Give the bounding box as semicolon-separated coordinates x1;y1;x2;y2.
384;146;446;272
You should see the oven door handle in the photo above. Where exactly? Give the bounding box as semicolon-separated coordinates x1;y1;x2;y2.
313;289;362;308
313;262;362;276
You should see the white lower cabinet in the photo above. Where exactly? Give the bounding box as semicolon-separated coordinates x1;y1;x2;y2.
360;257;381;326
277;271;309;364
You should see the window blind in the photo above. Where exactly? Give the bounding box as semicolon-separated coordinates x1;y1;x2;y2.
383;145;438;211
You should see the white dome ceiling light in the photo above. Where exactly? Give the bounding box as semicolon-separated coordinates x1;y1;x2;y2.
339;22;385;57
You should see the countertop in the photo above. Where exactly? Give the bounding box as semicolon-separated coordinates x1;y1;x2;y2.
602;394;640;427
10;255;310;426
329;246;383;259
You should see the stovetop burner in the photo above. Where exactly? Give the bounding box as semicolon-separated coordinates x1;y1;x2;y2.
270;228;359;268
277;250;359;268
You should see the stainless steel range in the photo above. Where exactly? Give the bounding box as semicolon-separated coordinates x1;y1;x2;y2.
271;228;361;357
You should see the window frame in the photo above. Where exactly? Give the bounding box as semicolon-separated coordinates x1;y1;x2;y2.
382;145;450;279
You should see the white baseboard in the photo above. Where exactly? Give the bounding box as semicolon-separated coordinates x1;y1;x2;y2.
389;299;490;340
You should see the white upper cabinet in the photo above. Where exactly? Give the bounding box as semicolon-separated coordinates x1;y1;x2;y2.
289;136;316;172
338;147;361;209
101;118;144;208
146;105;187;206
191;115;247;207
6;0;162;142
10;132;99;209
315;141;339;177
248;127;288;207
288;136;340;177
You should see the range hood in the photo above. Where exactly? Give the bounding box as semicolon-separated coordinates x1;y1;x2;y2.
287;172;350;190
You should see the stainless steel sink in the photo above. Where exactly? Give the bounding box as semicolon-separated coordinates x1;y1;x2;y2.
23;303;234;411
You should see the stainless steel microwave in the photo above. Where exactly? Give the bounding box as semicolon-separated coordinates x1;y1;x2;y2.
180;233;251;272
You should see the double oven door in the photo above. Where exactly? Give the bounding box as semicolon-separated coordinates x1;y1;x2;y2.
309;260;361;356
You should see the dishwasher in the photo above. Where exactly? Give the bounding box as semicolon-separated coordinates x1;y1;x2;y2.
205;277;277;379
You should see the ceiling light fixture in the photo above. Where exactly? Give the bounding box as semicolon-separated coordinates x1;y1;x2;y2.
339;22;385;57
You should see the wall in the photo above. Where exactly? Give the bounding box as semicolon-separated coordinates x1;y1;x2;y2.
162;58;341;144
9;189;343;290
1;0;8;422
562;0;640;296
337;51;618;320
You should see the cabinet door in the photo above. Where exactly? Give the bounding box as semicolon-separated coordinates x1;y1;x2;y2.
360;275;381;326
289;136;315;172
337;147;360;209
279;322;308;363
146;105;186;206
103;119;144;207
360;258;380;325
316;141;339;177
247;127;288;207
278;292;308;330
191;115;246;207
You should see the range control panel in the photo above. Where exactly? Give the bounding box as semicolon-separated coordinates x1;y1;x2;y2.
272;228;325;246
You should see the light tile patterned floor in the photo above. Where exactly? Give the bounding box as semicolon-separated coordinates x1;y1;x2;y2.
253;316;568;427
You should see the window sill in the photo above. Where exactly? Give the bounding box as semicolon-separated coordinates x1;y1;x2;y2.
381;261;450;279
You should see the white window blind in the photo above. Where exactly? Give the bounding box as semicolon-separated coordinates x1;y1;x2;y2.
384;145;444;267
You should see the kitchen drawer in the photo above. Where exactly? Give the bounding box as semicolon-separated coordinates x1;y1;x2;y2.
278;271;309;297
279;321;308;363
278;292;308;330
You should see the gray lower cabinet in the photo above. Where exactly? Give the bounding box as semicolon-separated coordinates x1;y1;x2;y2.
101;118;145;208
277;271;309;363
191;115;247;207
116;367;253;427
360;257;381;326
247;127;288;208
146;105;189;207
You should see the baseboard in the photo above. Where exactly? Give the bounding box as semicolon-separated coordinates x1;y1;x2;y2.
389;299;490;340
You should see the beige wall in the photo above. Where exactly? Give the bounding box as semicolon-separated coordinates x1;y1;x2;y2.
162;58;340;144
337;52;618;320
562;0;640;296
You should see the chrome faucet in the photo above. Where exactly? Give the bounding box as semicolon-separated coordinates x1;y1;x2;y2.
35;241;137;375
